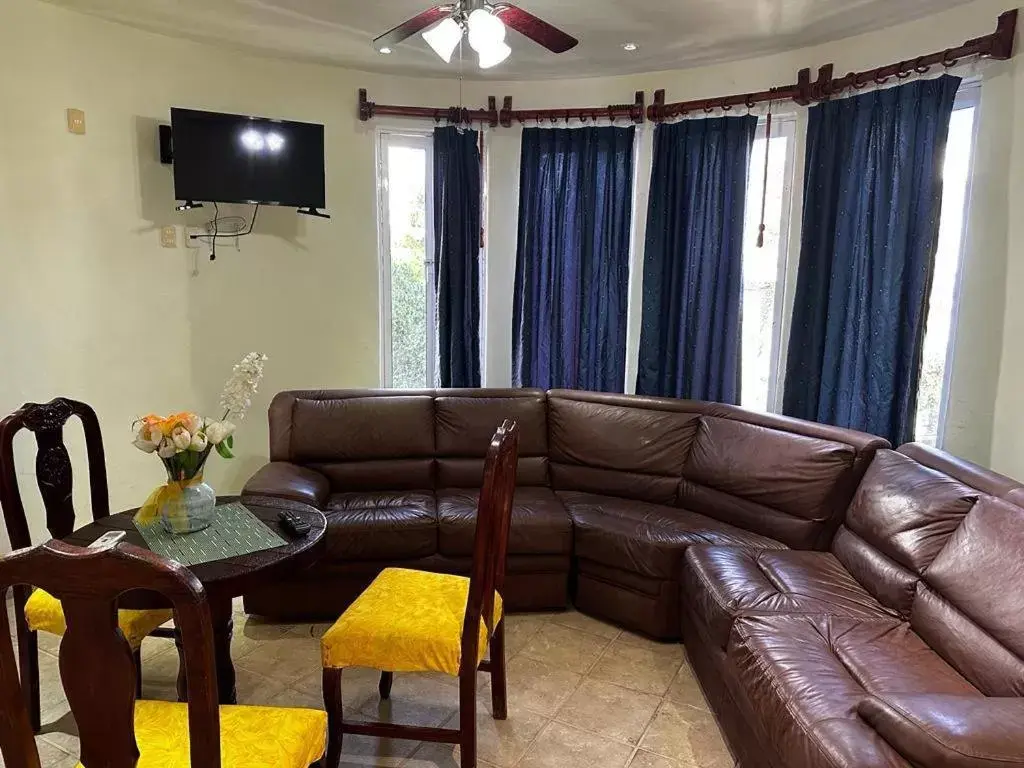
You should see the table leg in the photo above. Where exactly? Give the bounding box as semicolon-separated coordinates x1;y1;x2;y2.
175;596;237;705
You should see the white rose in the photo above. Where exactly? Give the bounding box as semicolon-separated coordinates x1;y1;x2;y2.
171;426;192;451
182;413;203;434
190;431;208;452
133;438;158;454
157;438;177;458
205;421;236;445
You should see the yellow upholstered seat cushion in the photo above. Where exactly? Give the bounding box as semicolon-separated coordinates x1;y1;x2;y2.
75;700;327;768
24;589;172;650
320;568;503;676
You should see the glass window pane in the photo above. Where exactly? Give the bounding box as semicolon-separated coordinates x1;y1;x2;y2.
387;144;429;389
914;106;976;446
740;130;790;412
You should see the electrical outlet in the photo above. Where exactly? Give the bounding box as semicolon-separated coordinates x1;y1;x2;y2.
66;108;86;135
160;226;177;248
185;226;206;249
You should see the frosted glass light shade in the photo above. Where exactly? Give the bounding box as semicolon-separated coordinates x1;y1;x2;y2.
422;17;463;63
467;8;506;53
478;40;511;69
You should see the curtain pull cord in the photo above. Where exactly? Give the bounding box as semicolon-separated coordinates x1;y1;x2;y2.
756;105;772;248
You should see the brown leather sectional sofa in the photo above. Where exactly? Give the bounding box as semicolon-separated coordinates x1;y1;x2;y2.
241;388;1024;767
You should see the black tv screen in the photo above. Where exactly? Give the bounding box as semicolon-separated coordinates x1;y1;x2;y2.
171;108;326;208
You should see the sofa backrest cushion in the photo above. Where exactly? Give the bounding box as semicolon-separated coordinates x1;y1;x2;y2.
546;392;701;504
910;495;1024;696
680;416;860;548
269;391;436;491
435;391;548;487
832;447;1019;617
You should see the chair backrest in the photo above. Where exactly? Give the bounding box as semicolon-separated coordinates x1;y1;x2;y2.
0;537;221;768
459;419;518;673
0;397;110;551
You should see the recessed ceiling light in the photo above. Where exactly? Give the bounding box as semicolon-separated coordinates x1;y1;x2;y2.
622;42;638;51
379;47;392;54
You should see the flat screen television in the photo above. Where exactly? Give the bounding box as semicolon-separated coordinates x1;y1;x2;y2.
170;108;326;208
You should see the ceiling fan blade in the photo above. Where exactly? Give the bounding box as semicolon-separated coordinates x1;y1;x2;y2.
491;3;578;53
373;5;455;50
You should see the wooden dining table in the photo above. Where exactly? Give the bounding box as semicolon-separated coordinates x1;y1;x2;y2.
62;496;326;704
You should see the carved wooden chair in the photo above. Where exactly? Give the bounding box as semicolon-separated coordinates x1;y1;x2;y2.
0;397;172;731
0;535;327;768
319;419;519;768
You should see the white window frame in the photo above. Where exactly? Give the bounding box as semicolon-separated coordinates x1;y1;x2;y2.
932;81;981;447
376;129;436;388
746;113;798;413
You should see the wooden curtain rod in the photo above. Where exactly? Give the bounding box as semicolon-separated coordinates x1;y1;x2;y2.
358;90;645;127
649;9;1017;121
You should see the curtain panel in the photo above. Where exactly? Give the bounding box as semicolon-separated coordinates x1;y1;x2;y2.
512;126;635;391
636;115;758;402
433;126;482;388
782;75;961;445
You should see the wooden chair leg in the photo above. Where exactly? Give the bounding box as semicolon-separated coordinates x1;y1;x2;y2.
322;667;344;768
17;627;41;733
379;671;393;701
489;619;507;720
133;648;143;698
459;667;477;768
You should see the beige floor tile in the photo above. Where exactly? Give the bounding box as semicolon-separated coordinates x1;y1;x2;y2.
234;631;323;684
294;666;393;714
231;615;293;658
639;701;732;768
404;742;501;768
35;734;79;768
36;651;70;724
518;721;634;768
628;750;684;768
501;614;549;657
357;673;461;729
519;622;612;675
555;678;661;745
333;733;424;767
616;629;679;651
37;710;79;760
412;705;548;768
589;639;684;696
502;654;582;716
287;621;336;639
266;685;324;710
234;666;289;705
665;664;710;712
549;609;622;641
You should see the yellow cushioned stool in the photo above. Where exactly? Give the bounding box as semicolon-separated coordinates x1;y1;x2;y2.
25;589;172;649
74;700;328;768
321;568;502;676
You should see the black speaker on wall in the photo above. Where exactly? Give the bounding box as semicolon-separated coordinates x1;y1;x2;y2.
158;124;173;165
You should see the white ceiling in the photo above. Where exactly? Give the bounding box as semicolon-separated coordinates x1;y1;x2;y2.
45;0;977;79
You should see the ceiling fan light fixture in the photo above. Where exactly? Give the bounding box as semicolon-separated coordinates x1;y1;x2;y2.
422;17;463;63
477;40;511;69
467;8;506;54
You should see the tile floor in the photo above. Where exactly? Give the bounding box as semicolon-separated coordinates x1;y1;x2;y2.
23;601;733;768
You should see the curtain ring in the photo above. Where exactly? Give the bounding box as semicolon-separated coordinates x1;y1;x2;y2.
896;60;912;78
914;57;930;74
704;103;714;114
851;72;867;90
874;73;890;85
721;102;732;112
745;95;756;110
942;49;959;67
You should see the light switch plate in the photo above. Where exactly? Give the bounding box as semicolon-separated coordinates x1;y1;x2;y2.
66;108;86;135
160;226;177;248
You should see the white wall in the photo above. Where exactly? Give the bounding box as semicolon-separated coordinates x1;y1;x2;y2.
1;0;1020;538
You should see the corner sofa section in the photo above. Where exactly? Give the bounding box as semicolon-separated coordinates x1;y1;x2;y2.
240;388;886;638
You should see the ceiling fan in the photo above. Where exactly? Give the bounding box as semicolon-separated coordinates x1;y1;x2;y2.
373;1;578;70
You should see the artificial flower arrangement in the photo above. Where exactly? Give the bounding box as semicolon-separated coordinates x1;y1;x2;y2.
133;352;267;533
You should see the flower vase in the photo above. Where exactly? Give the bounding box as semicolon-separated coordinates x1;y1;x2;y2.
159;474;216;534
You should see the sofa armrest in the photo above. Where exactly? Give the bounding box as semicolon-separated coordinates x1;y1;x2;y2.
858;695;1024;768
241;462;330;509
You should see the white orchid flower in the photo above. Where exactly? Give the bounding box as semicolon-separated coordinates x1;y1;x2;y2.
171;427;192;451
205;421;236;445
219;352;267;422
190;431;208;452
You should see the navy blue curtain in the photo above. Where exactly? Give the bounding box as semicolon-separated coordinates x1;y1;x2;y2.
513;126;635;391
782;75;961;445
433;126;481;388
636;116;758;402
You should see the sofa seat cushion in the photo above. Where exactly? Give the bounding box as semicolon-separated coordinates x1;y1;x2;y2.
728;614;979;768
437;487;571;556
683;546;898;650
325;492;437;560
559;491;785;581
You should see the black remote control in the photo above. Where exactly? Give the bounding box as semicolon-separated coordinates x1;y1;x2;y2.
278;511;311;537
